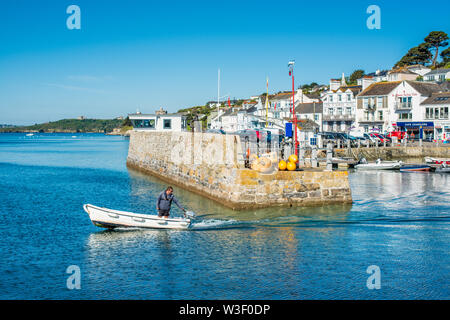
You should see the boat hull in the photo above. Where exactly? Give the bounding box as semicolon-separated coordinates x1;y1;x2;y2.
355;162;401;170
400;165;431;172
83;204;192;230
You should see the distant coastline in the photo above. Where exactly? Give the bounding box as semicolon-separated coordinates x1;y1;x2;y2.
0;118;132;135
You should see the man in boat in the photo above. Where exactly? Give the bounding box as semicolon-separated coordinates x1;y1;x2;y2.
156;186;186;218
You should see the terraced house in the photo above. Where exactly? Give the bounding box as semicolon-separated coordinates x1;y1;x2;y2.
421;92;450;141
321;80;362;132
355;80;445;135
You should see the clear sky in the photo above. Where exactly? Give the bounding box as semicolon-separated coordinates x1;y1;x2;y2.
0;0;449;125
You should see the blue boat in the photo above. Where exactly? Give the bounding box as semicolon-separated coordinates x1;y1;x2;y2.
400;164;431;172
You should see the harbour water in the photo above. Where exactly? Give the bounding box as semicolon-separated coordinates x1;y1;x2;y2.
0;133;448;299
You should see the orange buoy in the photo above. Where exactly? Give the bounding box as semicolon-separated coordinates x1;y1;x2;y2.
278;160;287;171
287;161;296;171
288;154;298;163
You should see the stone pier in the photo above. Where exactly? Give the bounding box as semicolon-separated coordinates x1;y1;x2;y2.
126;131;352;210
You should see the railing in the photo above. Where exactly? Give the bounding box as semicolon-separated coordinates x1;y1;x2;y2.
395;102;412;110
323;114;355;121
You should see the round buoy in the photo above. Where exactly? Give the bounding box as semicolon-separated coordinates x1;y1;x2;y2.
249;154;259;163
287;161;296;171
278;160;287;171
288;154;298;163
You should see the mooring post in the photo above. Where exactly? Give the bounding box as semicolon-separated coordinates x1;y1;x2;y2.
312;145;318;168
326;143;333;171
299;141;305;166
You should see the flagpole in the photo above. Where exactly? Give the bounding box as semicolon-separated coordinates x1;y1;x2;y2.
217;68;220;117
265;76;269;128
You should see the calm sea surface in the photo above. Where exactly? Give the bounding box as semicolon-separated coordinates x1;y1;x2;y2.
0;133;448;299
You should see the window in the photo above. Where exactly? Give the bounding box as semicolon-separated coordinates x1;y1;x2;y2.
133;120;143;127
314;114;319;121
377;97;383;108
329;95;334;102
378;111;383;121
143;119;155;128
329;108;334;115
346;107;352;115
425;108;432;119
435;108;439;119
338;95;342;102
363;98;368;108
440;107;447;119
399;113;412;120
347;94;352;101
163;119;172;129
337;107;343;115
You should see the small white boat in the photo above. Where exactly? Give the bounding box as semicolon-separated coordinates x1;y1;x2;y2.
83;204;194;230
26;133;34;136
425;157;450;165
355;159;402;171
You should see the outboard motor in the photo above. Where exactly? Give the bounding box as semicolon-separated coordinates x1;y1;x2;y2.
184;211;196;220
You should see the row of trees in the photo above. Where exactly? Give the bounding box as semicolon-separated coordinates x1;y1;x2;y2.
395;31;449;68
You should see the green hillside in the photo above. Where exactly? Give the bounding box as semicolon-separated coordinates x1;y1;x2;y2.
0;118;125;133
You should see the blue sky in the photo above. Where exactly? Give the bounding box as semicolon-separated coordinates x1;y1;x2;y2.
0;0;449;125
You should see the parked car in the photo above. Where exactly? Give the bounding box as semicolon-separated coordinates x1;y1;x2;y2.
206;129;226;134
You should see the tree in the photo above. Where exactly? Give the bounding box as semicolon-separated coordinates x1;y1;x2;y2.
349;69;365;84
441;47;450;64
424;31;449;67
394;43;432;67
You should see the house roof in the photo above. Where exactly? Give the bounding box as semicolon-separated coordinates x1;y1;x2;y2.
128;112;185;118
407;81;443;96
335;85;362;95
366;70;389;77
420;92;450;105
424;68;450;76
294;102;323;114
358;80;443;97
357;81;402;97
270;92;293;100
388;67;417;75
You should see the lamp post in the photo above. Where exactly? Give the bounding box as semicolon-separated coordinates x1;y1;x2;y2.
288;60;299;157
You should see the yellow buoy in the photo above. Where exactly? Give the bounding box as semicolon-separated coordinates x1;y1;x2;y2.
288;154;298;163
278;160;287;171
287;161;296;171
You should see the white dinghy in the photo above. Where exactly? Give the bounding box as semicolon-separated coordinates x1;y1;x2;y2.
355;159;402;171
83;204;195;230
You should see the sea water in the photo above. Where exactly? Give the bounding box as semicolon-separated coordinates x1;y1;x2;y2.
0;133;448;299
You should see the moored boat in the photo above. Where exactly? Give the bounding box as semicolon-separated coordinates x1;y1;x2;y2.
83;204;194;230
355;159;402;170
424;157;450;165
400;164;431;172
435;164;450;173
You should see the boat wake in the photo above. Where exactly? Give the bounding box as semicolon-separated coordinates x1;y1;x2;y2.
190;218;245;230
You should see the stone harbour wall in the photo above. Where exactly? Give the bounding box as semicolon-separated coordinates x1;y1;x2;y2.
127;131;352;209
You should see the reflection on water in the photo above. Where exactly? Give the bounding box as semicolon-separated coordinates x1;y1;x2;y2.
0;133;449;299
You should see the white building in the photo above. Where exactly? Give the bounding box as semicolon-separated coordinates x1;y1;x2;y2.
255;90;320;121
423;68;450;82
322;80;361;132
421;92;450;141
355;80;444;134
129;109;187;132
